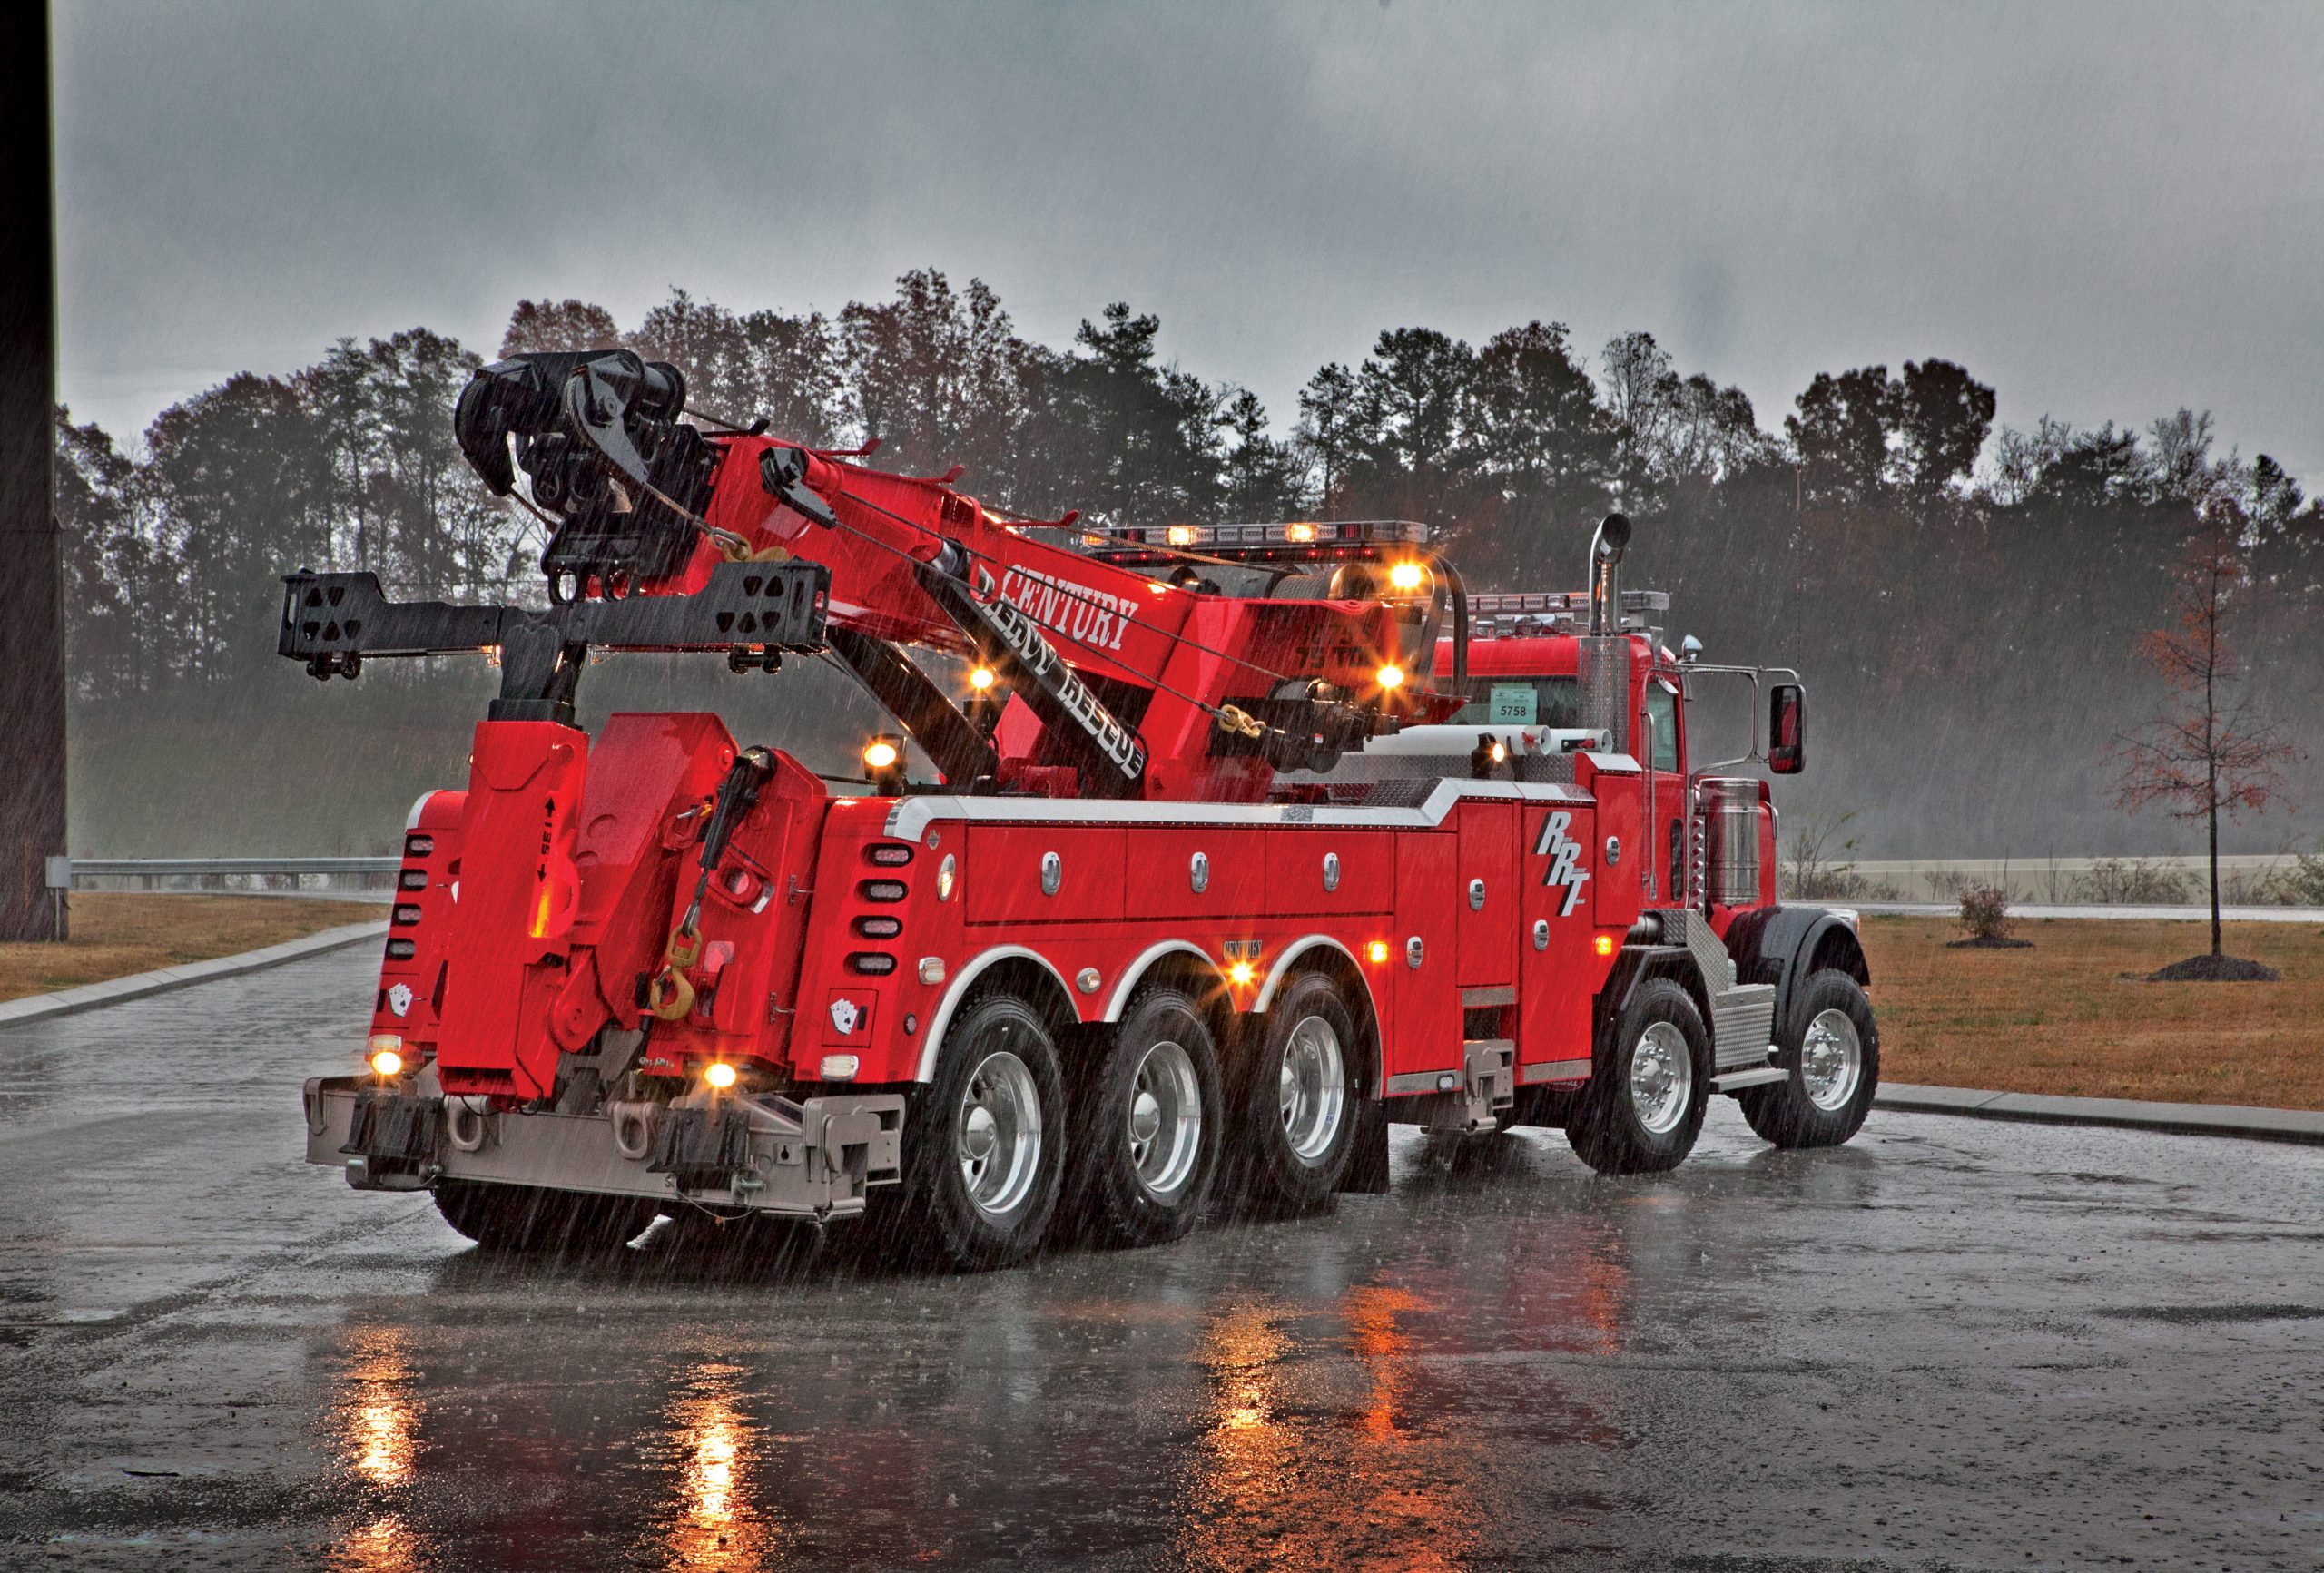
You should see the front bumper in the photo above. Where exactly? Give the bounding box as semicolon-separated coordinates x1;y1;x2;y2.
302;1072;904;1221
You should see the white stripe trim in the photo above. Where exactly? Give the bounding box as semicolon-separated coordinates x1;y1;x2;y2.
882;777;1590;842
911;945;1075;1082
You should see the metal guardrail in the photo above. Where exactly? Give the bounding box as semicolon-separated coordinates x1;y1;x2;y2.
63;858;399;898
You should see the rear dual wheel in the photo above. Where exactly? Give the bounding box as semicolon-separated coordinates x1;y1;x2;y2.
902;991;1068;1273
1236;971;1362;1209
1066;986;1223;1247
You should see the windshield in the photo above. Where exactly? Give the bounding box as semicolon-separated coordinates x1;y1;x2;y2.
1449;675;1581;729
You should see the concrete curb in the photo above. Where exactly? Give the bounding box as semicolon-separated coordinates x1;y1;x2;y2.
0;921;387;1030
1877;1081;2324;1146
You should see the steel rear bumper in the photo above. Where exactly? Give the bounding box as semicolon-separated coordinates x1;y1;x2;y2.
301;1075;905;1221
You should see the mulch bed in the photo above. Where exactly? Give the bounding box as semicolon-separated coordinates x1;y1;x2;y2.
2144;953;2282;983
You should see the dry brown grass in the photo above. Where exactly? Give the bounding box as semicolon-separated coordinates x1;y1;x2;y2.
0;893;373;1004
1861;916;2324;1108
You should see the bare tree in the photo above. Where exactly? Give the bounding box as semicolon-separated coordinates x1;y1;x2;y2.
498;299;621;358
2110;516;2303;956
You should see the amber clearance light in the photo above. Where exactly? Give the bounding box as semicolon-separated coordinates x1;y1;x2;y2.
704;1062;738;1090
1374;664;1405;691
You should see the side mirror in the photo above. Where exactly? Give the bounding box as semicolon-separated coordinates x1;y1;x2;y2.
1768;683;1806;775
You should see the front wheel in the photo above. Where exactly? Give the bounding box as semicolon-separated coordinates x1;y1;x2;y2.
1568;978;1711;1175
903;990;1067;1271
1236;972;1363;1209
1738;969;1880;1148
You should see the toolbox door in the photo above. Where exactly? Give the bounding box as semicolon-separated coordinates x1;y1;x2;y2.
1454;801;1519;989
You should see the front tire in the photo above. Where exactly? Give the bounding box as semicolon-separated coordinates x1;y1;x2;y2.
1568;978;1711;1175
1236;972;1362;1209
903;990;1067;1271
431;1180;659;1252
1738;969;1880;1148
1068;986;1222;1247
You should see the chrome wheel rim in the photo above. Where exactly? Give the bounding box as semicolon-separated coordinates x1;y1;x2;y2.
1278;1016;1346;1165
1800;1008;1864;1112
1128;1039;1204;1200
1629;1020;1692;1136
958;1048;1042;1220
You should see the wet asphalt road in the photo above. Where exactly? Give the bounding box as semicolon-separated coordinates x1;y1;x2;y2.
0;951;2319;1572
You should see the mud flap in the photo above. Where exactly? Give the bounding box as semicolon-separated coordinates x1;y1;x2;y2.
1336;1098;1392;1194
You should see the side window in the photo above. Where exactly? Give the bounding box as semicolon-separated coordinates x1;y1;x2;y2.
1643;680;1679;772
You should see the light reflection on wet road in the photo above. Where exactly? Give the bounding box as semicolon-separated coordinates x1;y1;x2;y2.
1;949;2319;1570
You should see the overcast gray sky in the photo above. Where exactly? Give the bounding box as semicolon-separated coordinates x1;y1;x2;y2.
53;0;2324;485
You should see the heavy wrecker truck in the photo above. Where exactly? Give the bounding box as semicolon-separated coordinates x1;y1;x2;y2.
294;349;1878;1271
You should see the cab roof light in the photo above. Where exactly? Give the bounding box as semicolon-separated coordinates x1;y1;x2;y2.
1463;589;1669;615
1082;518;1432;566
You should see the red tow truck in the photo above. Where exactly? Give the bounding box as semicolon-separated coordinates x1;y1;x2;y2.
293;349;1877;1270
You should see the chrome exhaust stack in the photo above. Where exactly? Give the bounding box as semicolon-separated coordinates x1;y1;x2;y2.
1586;512;1631;636
1578;513;1635;752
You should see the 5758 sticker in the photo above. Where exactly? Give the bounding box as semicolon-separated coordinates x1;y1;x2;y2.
1534;810;1591;916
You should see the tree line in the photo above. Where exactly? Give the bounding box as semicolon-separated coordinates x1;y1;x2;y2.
53;268;2324;854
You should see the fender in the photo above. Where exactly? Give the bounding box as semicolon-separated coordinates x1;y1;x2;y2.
1722;906;1869;1038
1593;944;1715;1044
1254;934;1382;1027
912;945;1077;1082
1100;939;1216;1023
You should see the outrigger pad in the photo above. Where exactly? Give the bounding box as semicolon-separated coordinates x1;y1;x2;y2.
645;1107;754;1193
340;1090;444;1169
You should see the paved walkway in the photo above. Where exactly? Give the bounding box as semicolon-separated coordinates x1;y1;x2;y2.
3;949;2321;1569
